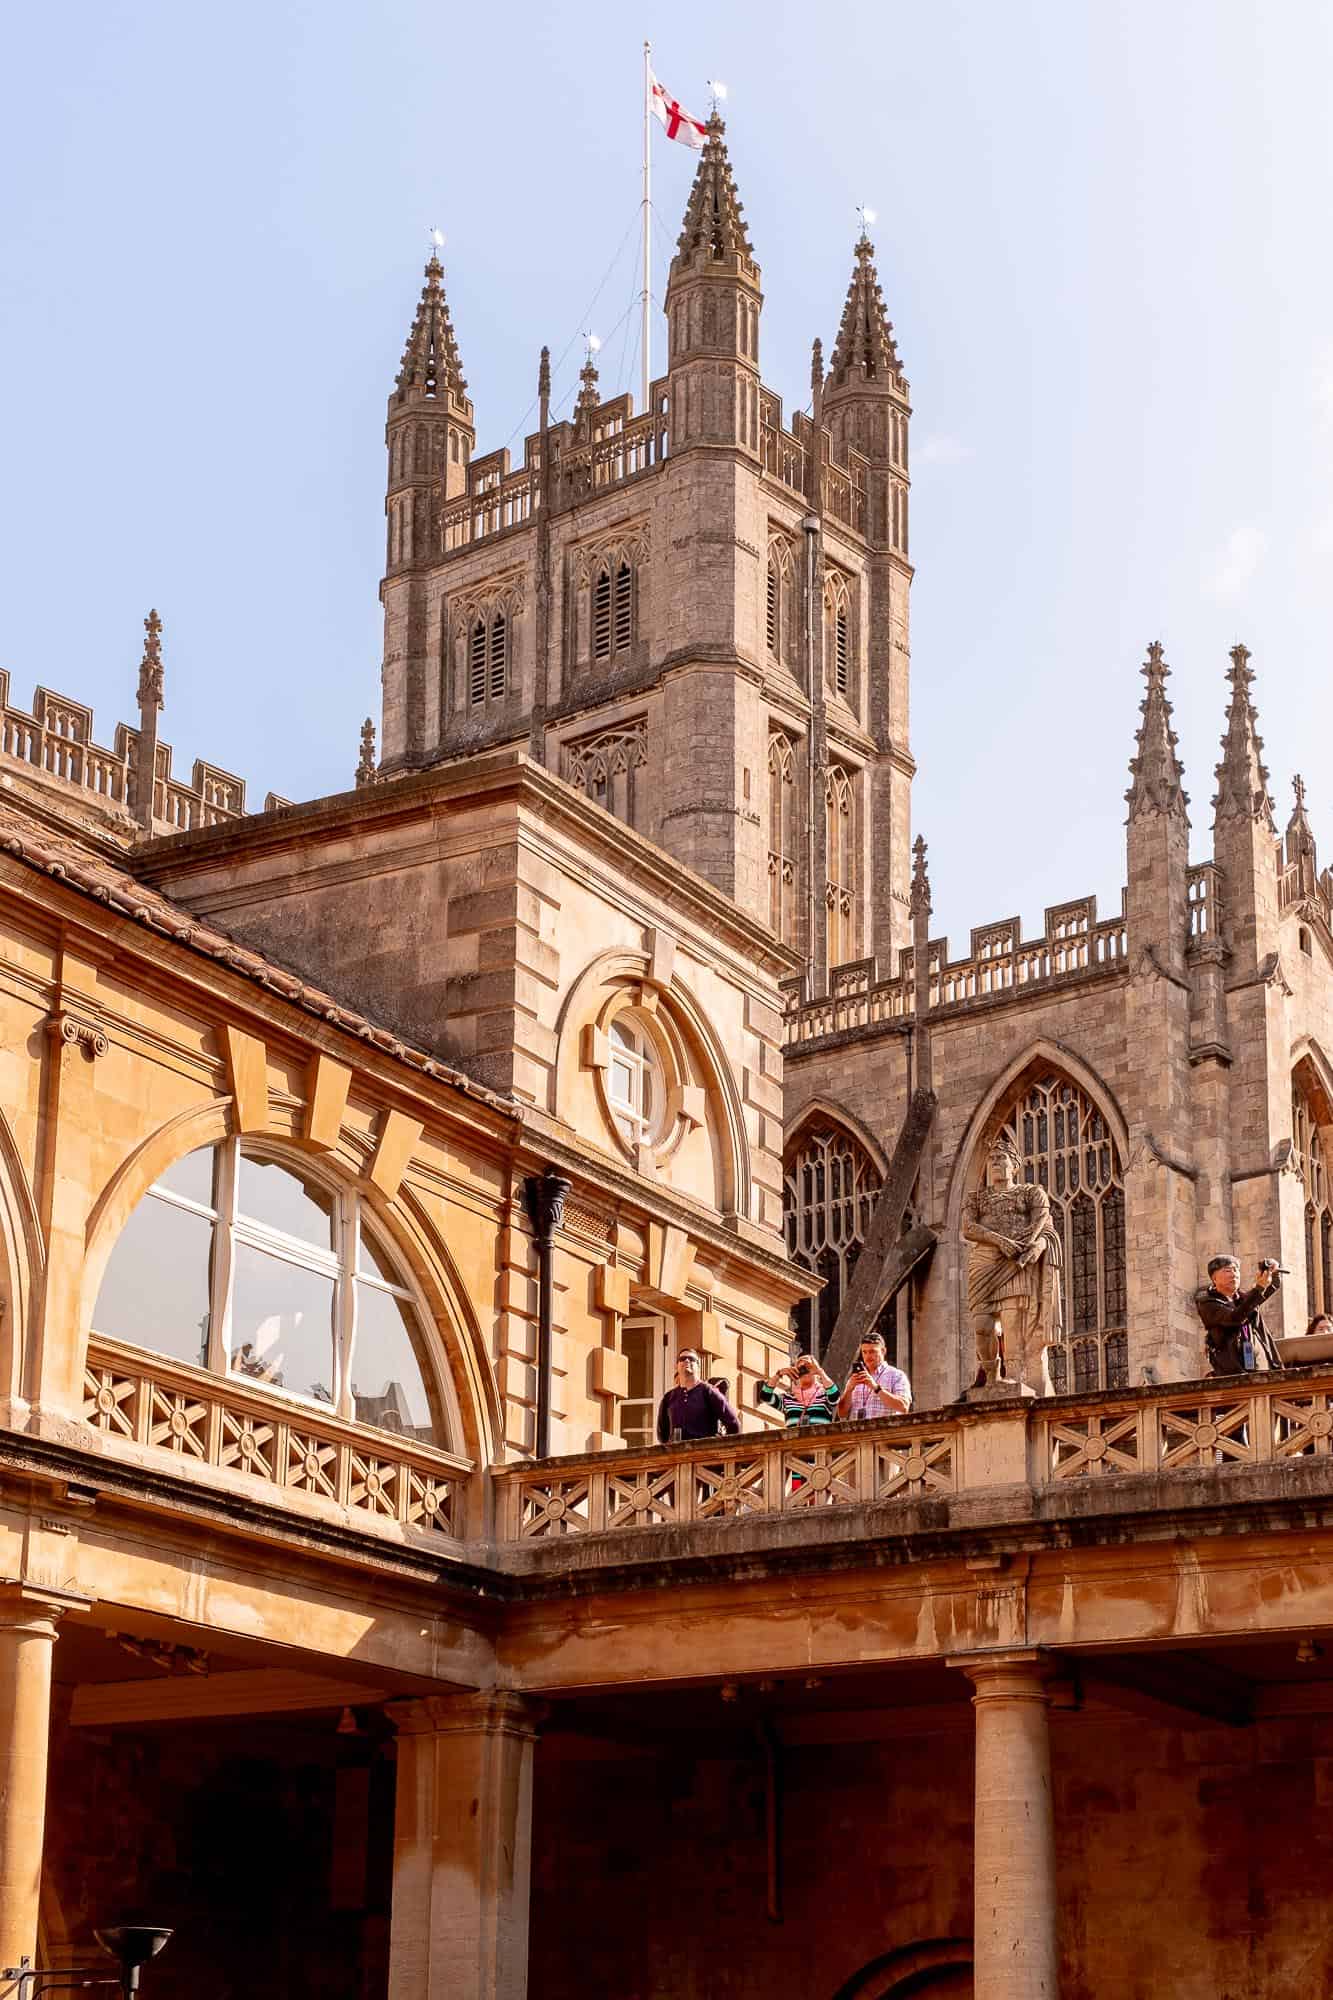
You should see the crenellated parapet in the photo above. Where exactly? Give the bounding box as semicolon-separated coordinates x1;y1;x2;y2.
0;670;287;835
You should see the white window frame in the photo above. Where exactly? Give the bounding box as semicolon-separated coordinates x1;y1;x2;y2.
94;1138;444;1442
607;1018;661;1146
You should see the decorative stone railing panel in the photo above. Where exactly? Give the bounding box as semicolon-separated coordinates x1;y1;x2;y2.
82;1336;472;1543
497;1417;961;1541
1035;1374;1333;1483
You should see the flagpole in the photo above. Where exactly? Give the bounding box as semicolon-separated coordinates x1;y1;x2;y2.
642;38;651;414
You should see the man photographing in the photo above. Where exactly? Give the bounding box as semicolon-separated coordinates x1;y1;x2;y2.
1194;1255;1285;1376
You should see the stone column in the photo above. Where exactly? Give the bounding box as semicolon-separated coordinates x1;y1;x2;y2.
386;1692;544;2000
0;1589;64;1970
953;1650;1059;2000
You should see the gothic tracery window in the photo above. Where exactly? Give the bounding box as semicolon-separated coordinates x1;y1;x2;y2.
592;562;634;663
825;763;858;973
824;573;852;699
766;536;798;673
768;727;797;943
463;603;511;708
784;1124;880;1358
1293;1075;1332;1317
999;1073;1128;1391
565;722;648;830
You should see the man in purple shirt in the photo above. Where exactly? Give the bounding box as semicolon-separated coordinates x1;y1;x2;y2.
656;1349;741;1443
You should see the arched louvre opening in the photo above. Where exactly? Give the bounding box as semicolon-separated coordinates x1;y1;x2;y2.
784;1123;906;1364
1293;1073;1333;1316
998;1072;1128;1391
767;728;797;943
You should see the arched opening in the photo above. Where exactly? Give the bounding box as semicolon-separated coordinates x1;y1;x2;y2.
970;1066;1128;1392
831;1938;974;1999
91;1138;454;1448
1293;1060;1333;1318
784;1120;907;1363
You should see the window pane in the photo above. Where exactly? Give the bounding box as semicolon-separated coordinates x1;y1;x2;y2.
609;1057;635;1107
351;1283;435;1443
230;1243;336;1405
237;1155;335;1250
357;1226;398;1285
610;1020;636;1052
93;1191;214;1369
155;1145;216;1209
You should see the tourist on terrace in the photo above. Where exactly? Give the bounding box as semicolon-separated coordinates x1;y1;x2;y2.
1194;1255;1284;1374
1305;1314;1332;1339
656;1350;741;1443
757;1353;840;1426
835;1331;912;1420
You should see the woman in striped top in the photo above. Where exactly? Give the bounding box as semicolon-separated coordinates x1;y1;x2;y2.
757;1353;841;1426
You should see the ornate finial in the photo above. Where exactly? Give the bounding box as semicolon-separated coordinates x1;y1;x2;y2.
394;245;467;403
910;833;932;918
671;115;756;272
1126;640;1189;820
825;230;903;392
137;608;164;714
1287;771;1316;862
811;337;824;396
574;333;602;432
355;716;377;789
538;344;551;401
1213;640;1275;830
1294;772;1307;815
856;203;877;241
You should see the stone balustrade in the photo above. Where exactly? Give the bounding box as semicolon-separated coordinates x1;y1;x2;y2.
0;672;286;830
494;1364;1333;1545
82;1334;472;1545
784;893;1129;1045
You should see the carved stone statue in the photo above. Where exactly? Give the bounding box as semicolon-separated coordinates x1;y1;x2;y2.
963;1136;1064;1392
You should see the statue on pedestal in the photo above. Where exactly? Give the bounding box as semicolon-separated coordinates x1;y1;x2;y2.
963;1136;1064;1392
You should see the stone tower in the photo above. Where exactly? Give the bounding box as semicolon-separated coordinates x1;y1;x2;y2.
375;127;915;994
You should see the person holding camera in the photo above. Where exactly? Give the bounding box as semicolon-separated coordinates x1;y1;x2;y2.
1194;1255;1285;1375
757;1353;840;1427
835;1331;912;1420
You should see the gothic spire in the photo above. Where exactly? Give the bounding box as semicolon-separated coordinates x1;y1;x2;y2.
670;116;756;274
355;716;377;790
1126;641;1188;819
136;608;164;714
1213;643;1275;830
393;253;467;404
910;834;932;917
573;347;601;432
826;233;904;391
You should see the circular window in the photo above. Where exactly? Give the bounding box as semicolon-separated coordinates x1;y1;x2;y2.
607;1017;663;1147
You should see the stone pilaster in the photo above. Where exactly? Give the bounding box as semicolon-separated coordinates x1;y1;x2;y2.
0;1588;65;1970
386;1692;544;2000
952;1650;1060;2000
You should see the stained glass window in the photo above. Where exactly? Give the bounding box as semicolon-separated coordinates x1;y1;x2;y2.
1293;1075;1332;1316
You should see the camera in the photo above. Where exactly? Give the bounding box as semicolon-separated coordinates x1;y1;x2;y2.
1261;1259;1290;1275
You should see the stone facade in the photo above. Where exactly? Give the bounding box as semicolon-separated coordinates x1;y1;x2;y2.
2;117;1333;2000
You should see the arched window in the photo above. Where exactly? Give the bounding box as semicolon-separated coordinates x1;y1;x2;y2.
467;609;508;707
996;1073;1127;1391
565;722;647;830
784;1124;903;1361
591;563;634;663
606;1017;663;1147
768;728;797;943
825;764;858;973
1293;1074;1333;1317
824;574;852;699
766;538;798;672
92;1142;443;1446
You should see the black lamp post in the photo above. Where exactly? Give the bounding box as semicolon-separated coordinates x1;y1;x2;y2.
4;1925;173;2000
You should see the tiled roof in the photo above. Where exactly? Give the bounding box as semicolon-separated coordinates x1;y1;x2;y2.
0;801;513;1111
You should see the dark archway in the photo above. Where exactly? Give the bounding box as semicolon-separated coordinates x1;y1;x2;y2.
831;1937;974;2000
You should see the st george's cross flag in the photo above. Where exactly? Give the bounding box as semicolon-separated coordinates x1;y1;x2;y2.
650;74;708;149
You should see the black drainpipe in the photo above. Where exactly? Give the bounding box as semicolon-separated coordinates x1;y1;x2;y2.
523;1165;571;1459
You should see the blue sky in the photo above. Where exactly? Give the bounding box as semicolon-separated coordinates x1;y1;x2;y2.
3;1;1331;949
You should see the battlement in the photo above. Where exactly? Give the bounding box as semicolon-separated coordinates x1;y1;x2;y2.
0;670;289;836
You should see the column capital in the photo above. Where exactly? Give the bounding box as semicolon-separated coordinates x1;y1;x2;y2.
386;1690;548;1743
947;1646;1055;1695
0;1582;89;1640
